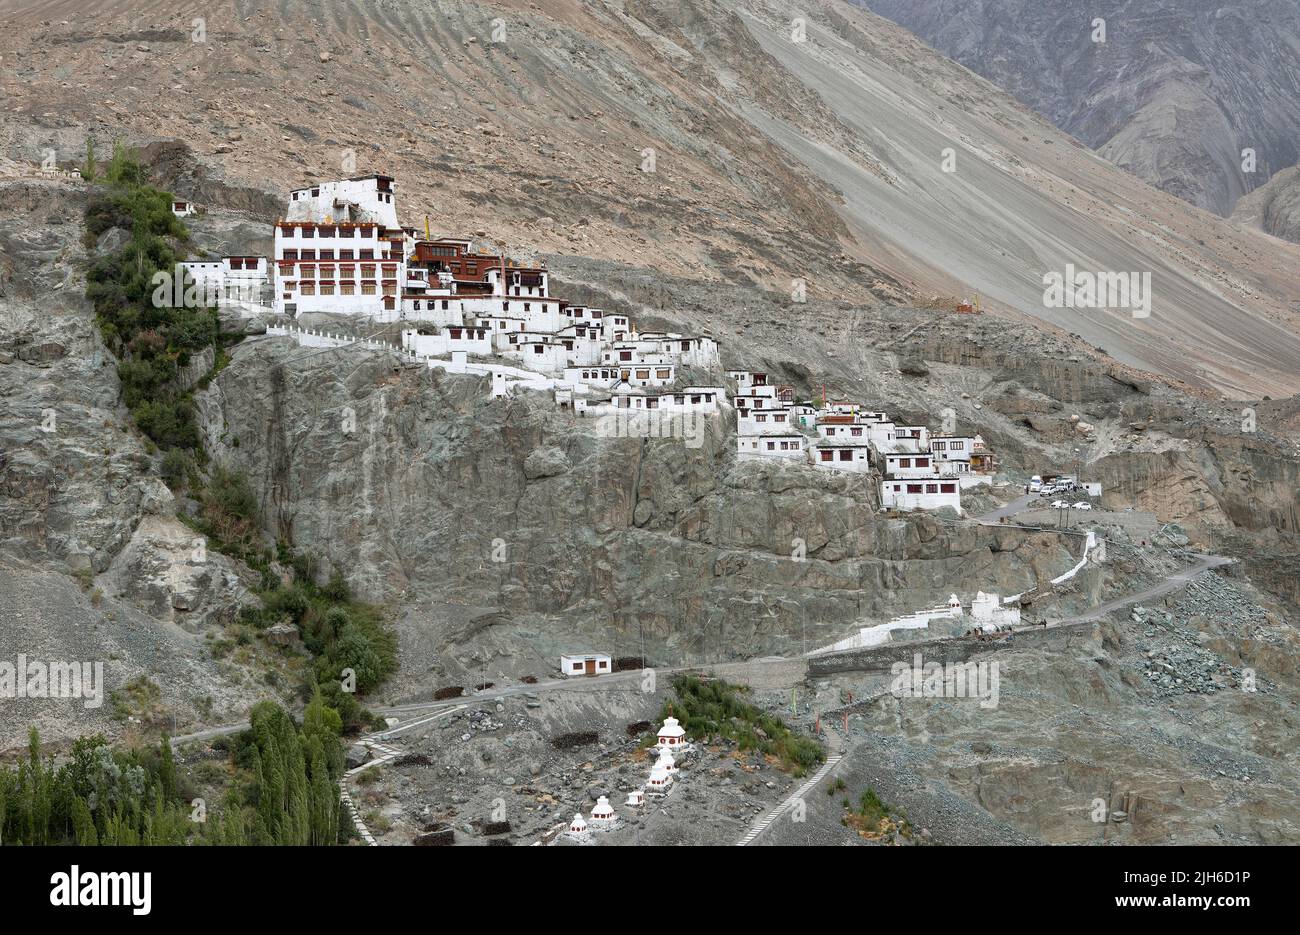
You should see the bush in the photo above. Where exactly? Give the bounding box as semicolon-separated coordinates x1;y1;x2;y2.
661;675;825;775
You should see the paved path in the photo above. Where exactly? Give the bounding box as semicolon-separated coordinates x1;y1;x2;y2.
737;753;844;846
976;493;1036;523
1047;552;1234;625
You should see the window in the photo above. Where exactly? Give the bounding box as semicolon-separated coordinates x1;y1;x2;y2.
320;283;335;295
941;483;956;493
319;249;334;260
300;249;316;260
820;450;832;462
900;458;911;467
755;414;767;423
572;662;582;671
917;458;930;467
339;249;354;260
300;283;316;295
766;442;775;450
839;450;851;461
953;441;965;450
361;283;376;295
636;369;649;380
360;250;374;260
906;483;922;493
282;249;298;260
341;283;355;295
933;441;946;451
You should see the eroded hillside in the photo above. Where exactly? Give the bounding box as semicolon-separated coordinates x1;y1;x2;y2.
4;0;1300;395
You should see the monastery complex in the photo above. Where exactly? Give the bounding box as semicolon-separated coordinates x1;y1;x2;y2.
183;174;999;515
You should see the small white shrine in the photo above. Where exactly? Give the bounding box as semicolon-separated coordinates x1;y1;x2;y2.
657;716;686;749
567;813;588;836
646;763;674;797
625;789;645;807
657;747;678;774
590;796;617;825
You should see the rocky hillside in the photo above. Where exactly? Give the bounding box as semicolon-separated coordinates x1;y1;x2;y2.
859;0;1300;220
1232;166;1300;245
4;0;1300;396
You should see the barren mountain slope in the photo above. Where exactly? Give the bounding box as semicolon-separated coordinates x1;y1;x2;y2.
3;0;1300;393
860;0;1300;219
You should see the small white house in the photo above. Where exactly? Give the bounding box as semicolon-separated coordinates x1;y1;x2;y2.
880;479;962;514
736;434;806;459
625;789;645;807
171;200;196;217
560;653;612;677
814;443;871;472
657;716;686;749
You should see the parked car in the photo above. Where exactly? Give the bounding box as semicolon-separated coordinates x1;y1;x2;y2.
1073;501;1092;511
1029;475;1043;493
1051;500;1070;509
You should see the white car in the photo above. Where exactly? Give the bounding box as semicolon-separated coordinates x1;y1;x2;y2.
1051;500;1070;509
1073;501;1092;511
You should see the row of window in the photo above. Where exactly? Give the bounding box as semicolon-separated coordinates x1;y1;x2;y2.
278;225;380;238
890;483;958;494
289;282;394;296
280;249;384;261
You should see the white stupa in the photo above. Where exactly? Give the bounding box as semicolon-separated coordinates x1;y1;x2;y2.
656;746;678;774
590;796;616;824
646;762;674;796
568;813;588;835
625;789;645;807
657;716;686;749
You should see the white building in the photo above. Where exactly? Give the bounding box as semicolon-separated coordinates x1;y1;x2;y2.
559;652;612;677
273;219;403;319
889;425;930;453
625;789;645;807
286;174;399;228
567;814;589;836
171;200;196;217
814;442;871;472
401;326;493;358
180;256;270;308
736;434;806;459
882;452;937;479
970;591;1020;631
880;479;962;513
737;407;795;435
